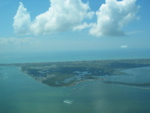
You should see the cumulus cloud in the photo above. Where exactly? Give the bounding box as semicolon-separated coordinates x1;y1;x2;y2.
13;0;139;37
13;0;94;35
89;0;139;37
73;22;93;31
13;2;31;35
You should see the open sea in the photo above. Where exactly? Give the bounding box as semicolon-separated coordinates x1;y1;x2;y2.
0;49;150;113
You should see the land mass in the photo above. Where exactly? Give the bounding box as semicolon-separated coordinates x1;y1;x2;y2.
1;58;150;87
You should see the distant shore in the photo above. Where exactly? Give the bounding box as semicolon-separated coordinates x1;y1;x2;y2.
1;58;150;87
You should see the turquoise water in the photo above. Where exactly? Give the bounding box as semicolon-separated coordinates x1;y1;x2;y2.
0;49;150;113
1;49;150;64
0;66;150;113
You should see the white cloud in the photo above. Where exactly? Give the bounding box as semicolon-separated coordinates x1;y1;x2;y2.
0;37;42;52
121;45;128;48
89;0;139;37
13;2;31;35
13;0;94;35
73;22;93;31
0;37;39;48
13;0;139;37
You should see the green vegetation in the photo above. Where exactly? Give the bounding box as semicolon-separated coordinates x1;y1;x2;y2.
14;59;150;87
2;59;150;87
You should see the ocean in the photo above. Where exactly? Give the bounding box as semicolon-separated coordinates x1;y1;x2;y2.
0;49;150;113
1;49;150;64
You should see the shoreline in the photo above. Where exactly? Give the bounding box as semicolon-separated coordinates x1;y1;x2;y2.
1;58;150;66
1;58;150;87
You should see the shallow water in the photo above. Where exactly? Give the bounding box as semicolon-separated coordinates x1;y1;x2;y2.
103;66;150;84
0;65;150;113
1;49;150;113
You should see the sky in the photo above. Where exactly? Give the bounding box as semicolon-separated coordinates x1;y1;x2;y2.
0;0;150;53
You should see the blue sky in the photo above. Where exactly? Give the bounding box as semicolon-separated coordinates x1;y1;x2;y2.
0;0;150;53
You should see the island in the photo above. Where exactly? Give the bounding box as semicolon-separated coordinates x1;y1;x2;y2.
1;58;150;87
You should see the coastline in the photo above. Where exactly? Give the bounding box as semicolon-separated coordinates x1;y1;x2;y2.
5;58;150;87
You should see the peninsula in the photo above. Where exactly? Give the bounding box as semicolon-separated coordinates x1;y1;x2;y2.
1;58;150;87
